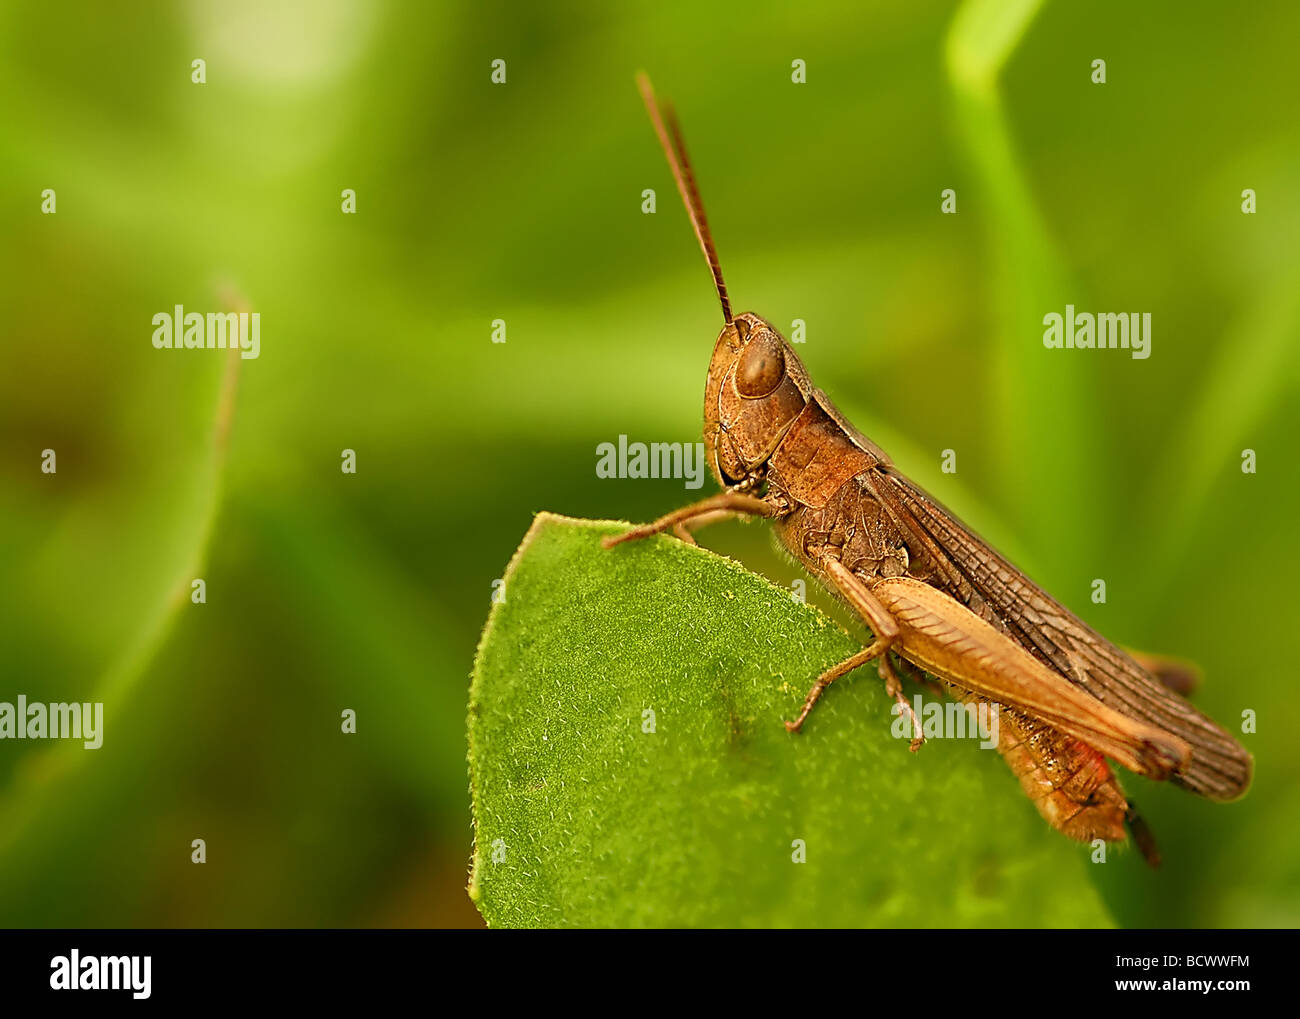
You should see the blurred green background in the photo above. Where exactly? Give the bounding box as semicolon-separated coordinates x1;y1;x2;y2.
1;0;1297;927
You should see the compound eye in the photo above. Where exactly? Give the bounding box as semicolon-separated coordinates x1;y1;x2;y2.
735;330;786;398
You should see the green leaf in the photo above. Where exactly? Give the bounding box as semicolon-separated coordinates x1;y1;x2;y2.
467;512;1120;928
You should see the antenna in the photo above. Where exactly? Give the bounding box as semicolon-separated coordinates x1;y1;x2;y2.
636;72;732;325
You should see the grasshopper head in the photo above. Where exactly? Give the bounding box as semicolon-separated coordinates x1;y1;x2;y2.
704;312;812;488
633;76;812;487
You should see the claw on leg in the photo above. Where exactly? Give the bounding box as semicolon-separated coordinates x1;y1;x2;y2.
784;556;908;734
785;636;890;733
881;653;924;752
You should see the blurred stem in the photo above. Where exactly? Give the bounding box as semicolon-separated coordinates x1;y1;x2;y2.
945;0;1096;575
0;338;242;851
1142;266;1300;597
947;0;1044;95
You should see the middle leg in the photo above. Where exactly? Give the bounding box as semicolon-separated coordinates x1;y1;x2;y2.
785;556;919;736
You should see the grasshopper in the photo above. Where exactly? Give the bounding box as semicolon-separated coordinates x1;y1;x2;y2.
604;74;1252;864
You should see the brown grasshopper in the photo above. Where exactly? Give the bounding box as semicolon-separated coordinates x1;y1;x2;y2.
604;74;1252;864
